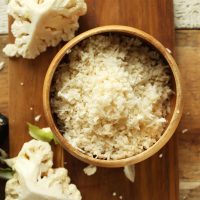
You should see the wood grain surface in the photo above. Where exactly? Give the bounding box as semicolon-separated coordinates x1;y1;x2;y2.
0;35;8;116
1;30;200;200
175;30;200;200
7;0;177;200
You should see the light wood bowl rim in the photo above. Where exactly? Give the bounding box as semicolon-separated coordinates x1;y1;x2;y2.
43;25;183;168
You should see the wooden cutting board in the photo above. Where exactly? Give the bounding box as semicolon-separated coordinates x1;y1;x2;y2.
8;0;178;199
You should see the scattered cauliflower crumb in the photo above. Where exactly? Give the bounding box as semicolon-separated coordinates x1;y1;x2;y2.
34;114;42;122
186;112;190;116
0;62;5;71
30;107;33;111
5;140;82;200
66;49;71;54
182;129;188;134
166;48;172;54
83;165;97;176
159;153;163;158
119;195;123;199
20;82;24;86
112;192;117;196
3;0;87;59
51;34;172;160
123;165;135;183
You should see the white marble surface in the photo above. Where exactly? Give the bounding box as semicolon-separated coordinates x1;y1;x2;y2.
0;0;200;34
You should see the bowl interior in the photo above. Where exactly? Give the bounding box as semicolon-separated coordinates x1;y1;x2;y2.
43;26;182;168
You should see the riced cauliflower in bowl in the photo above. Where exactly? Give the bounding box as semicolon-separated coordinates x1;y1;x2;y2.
43;26;183;167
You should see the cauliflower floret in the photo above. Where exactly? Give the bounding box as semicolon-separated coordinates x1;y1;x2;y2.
3;0;87;59
15;140;53;176
5;140;82;200
5;174;21;200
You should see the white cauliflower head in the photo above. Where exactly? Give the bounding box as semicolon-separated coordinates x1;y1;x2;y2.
5;140;82;200
3;0;87;59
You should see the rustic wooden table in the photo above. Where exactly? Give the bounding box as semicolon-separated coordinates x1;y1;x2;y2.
0;1;200;200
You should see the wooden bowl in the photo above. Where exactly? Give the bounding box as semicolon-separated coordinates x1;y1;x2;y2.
43;25;183;168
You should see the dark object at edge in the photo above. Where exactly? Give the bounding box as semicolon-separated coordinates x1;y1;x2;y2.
0;113;8;145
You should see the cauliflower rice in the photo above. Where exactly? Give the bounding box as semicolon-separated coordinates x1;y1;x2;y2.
51;34;172;160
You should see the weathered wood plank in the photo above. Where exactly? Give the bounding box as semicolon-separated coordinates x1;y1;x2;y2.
175;30;200;200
